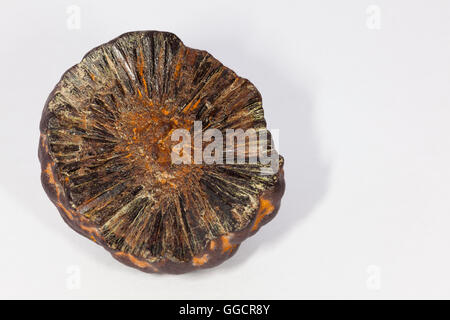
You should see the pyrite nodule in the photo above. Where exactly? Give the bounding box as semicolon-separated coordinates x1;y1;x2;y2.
39;31;285;274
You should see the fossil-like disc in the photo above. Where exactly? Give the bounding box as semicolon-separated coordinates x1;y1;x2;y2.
39;31;285;274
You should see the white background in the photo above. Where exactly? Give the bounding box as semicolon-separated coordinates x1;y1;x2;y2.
1;0;449;299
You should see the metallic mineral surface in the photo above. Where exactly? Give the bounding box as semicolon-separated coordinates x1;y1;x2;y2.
39;31;285;274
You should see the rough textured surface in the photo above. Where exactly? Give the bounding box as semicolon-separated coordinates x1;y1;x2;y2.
39;31;285;274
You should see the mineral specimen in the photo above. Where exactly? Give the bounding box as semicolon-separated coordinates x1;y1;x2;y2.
39;31;285;273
